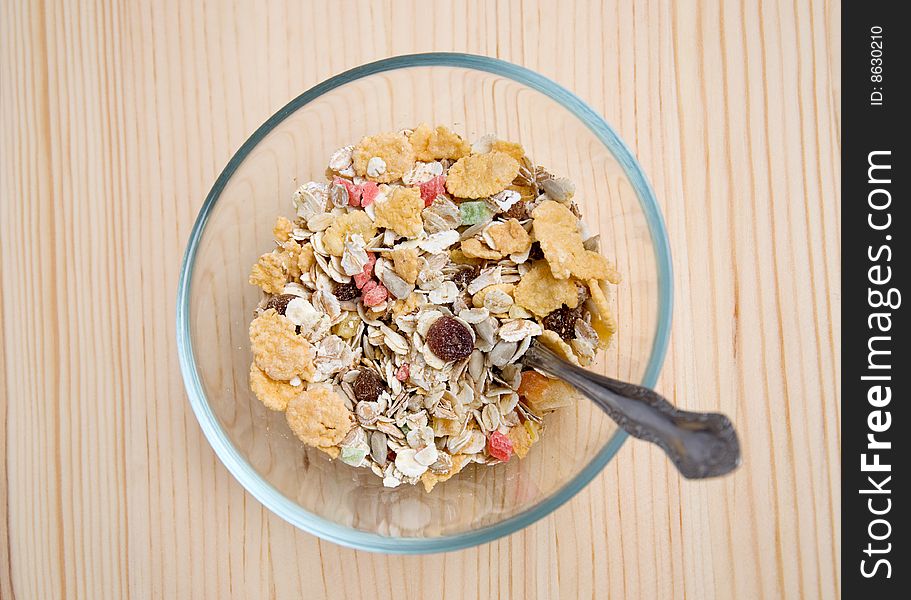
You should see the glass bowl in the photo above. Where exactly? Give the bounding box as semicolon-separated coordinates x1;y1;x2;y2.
177;53;672;553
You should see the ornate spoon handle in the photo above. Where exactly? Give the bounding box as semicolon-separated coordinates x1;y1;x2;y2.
524;343;741;479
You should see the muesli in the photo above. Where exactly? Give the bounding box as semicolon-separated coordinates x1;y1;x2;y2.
247;125;619;491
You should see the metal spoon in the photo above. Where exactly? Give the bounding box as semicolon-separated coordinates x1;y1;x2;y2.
523;343;741;479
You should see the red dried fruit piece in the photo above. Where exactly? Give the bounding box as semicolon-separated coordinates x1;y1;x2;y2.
333;281;360;301
419;175;446;207
264;294;297;315
362;281;388;307
353;252;376;289
353;369;385;403
426;316;474;361
487;430;513;462
333;177;362;207
542;304;581;341
359;181;380;206
395;363;410;382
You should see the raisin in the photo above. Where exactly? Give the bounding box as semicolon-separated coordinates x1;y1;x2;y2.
333;280;360;301
502;200;528;220
265;294;297;315
426;316;474;361
452;265;480;290
542;305;580;341
353;369;385;403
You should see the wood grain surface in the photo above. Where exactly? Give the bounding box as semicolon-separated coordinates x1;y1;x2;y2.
0;0;841;598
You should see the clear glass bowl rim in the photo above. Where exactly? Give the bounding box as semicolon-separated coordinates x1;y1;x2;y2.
176;52;673;554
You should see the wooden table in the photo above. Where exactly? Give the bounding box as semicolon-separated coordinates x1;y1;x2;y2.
0;1;840;598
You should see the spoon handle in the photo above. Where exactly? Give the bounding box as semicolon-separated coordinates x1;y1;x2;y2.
524;344;741;479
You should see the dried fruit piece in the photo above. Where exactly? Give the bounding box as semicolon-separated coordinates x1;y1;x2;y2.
518;370;576;414
445;151;520;198
361;280;389;307
286;385;353;449
531;200;613;280
542;304;581;340
486;430;513;462
426;316;474;361
353;369;386;403
332;177;361;207
249;309;316;381
395;363;410;382
507;421;540;459
458;201;493;226
333;280;360;301
419;174;447;207
360;181;380;206
323;211;377;256
409;123;471;161
353;252;376;289
352;131;416;183
512;261;580;316
374;187;424;237
249;363;302;411
265;294;298;315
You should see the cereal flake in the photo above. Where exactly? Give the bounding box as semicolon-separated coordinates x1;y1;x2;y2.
352;132;416;183
249;363;302;411
286;385;353;449
484;219;531;255
532;200;613;280
249;308;317;381
409;123;471;161
512;261;579;316
323;210;377;256
445;151;520;199
374;187;424;237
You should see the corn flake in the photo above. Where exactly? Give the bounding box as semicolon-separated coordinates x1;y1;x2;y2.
485;219;531;254
490;139;526;162
298;243;315;273
286;385;353;450
586;279;617;348
531;200;613;281
249;252;288;294
323;210;377;256
273;216;294;242
445;151;520;199
460;238;503;260
391;291;423;316
249;363;302;411
537;330;581;365
512;261;579;316
390;247;420;284
374;187;423;237
409;123;470;161
420;454;471;492
249;308;317;380
471;283;515;308
352;132;416;183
